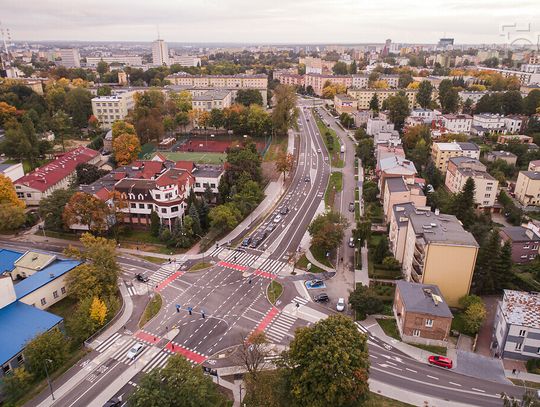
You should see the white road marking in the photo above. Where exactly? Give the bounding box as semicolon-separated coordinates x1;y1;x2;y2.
472;388;485;393
426;375;439;380
405;368;417;373
449;381;462;387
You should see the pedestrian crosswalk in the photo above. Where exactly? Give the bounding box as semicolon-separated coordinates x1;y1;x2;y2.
93;332;123;352
264;312;297;343
209;246;225;258
108;338;153;365
291;296;309;307
355;321;369;335
142;349;172;373
258;258;286;275
147;263;180;286
225;250;258;267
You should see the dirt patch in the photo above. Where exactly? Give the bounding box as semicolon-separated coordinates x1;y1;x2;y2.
262;161;280;182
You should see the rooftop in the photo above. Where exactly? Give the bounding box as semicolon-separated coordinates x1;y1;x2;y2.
0;249;23;274
392;202;419;228
500;226;540;243
435;141;479;152
408;211;479;247
379;155;417;175
520;171;540;181
488;150;517;158
500;290;540;329
396;280;453;318
192;90;231;101
386;177;409;193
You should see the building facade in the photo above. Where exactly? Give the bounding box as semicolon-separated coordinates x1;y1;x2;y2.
58;48;81;68
431;141;480;173
515;171;540;206
499;226;540;264
152;39;170;66
91;91;136;129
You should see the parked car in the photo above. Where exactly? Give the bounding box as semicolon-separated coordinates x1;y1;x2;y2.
103;399;121;407
348;202;355;212
336;298;345;312
309;279;324;288
428;355;453;369
126;342;145;360
136;273;149;282
314;293;329;303
242;237;252;247
280;206;289;215
273;214;282;223
348;237;355;248
317;148;322;153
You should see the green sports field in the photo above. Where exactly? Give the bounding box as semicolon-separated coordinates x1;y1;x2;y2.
153;151;226;164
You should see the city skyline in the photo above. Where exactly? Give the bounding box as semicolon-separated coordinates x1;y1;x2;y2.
3;0;539;44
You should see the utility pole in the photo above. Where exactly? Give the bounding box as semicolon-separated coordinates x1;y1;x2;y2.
44;359;55;400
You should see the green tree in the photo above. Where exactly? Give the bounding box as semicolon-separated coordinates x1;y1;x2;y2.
523;89;540;115
282;315;370;407
501;90;523;115
150;210;160;237
65;296;96;345
349;285;384;319
51;110;73;152
308;211;348;253
332;61;348;75
398;73;413;89
2;367;34;403
38;188;75;231
374;236;389;264
271;85;298;137
236;89;263;106
97;85;112;96
65;87;93;129
129;355;229;407
453;178;476;228
24;328;69;380
438;79;459;113
464;301;486;335
356;138;375;170
354;219;372;246
349;60;358;74
75;163;108;186
368;93;379;112
96;60;109;76
385;93;410;131
416;80;433;109
209;203;242;232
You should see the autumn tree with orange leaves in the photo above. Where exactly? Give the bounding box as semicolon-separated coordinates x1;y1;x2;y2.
112;133;141;165
63;192;110;233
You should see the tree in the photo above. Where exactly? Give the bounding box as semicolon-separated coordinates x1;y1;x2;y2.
369;93;379;112
63;192;111;233
464;301;486;335
209;203;242;232
275;151;294;180
0;101;17;126
416;80;433;109
2;367;34;403
96;60;109;76
453;178;476;228
51;110;73;152
501;390;540;407
385;93;410;131
0;174;26;231
237;331;271;379
349;285;384;319
90;296;108;326
438;79;459;113
523;89;540;115
374;236;389;264
398;73;414;89
169;90;192;112
65;296;96;345
66;264;101;301
129;355;228;407
282;315;370;407
38;188;75;231
113;133;141;165
97;85;112;96
501;90;523;115
308;211;348;253
236;89;263;106
111;120;136;139
354;219;371;246
150;210;160;237
332;61;348;75
76;163;108;186
24;328;69;380
65;87;93;129
356;138;375;170
0;115;42;165
271;85;298;136
349;60;358;74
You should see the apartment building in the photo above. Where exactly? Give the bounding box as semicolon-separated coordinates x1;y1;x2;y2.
400;208;479;307
165;73;268;90
394;280;453;346
334;94;358;114
171;55;202;67
458;90;490;105
273;71;304;87
493;290;540;360
441;114;472;134
499;226;540;264
0;162;24;182
471;113;505;135
152;39;170;66
303;74;352;96
503;116;525;134
58;48;80;68
381;74;400;88
485;151;518;166
515;171;540;206
347;89;417;110
431;141;480;173
351;74;369;89
407;108;439;125
383;177;426;222
86;56;143;67
14;147;100;206
479;67;540;86
191;90;232;112
445;157;498;208
367;118;395;136
91;91;136;129
378;156;417;196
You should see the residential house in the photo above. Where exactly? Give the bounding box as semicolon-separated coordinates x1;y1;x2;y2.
191;90;232;112
400;209;479;306
367;118;395;137
431;141;480;173
471;113;505;136
485;151;518;166
445;157;498;208
394;280;453;346
383;177;426;222
14;147;101;206
191;164;224;195
378;156;417;196
0;161;24;182
499;226;540;264
440;114;472;134
514;171;540;206
493;290;540;360
497;135;533;144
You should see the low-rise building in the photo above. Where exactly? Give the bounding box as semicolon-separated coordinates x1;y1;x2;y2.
529;160;540;171
14;147;100;206
497;135;533;144
503;115;525;134
191;164;224;195
367;118;395;136
191;90;232;112
0;161;24;182
499;226;540;264
471;113;506;136
347;88;417;110
351;110;373;127
445;157;498;208
400;208;479;306
383;177;426;222
165;73;268;90
333;94;358;114
394;280;453;346
485;151;518;166
91;91;136;130
493;290;540;360
441;114;472;134
378;156;417;196
407;108;439;125
431;141;480;173
515;171;540;206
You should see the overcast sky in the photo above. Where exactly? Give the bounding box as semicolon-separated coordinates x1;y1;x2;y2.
3;0;540;44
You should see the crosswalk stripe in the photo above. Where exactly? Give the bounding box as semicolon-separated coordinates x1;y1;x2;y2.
264;312;298;342
209;246;224;257
109;339;138;361
94;332;122;352
259;259;286;274
225;251;258;266
292;296;309;305
142;351;171;372
355;322;369;334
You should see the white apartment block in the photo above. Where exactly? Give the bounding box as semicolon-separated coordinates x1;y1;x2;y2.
503;116;525;134
352;74;369;89
58;49;81;68
152;39;170;66
166;73;268;89
191;90;232;112
171;55;202;67
86;56;143;67
347;89;418;110
441;114;472;133
91;91;136;129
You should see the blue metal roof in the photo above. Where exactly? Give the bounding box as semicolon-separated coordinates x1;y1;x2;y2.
14;260;81;300
0;249;23;274
0;302;62;365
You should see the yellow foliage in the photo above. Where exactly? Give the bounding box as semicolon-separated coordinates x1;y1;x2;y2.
0;174;25;209
71;78;87;88
0;101;17;124
112;133;141;165
57;78;71;88
469;84;487;92
407;81;420;89
371;80;389;89
90;297;107;326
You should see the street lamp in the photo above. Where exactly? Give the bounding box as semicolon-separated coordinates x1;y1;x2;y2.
44;359;55;400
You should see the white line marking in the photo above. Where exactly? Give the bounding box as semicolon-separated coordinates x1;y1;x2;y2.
426;375;439;380
405;368;417;373
472;388;485;393
449;381;462;387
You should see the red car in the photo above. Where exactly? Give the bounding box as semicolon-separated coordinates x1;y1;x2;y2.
428;355;453;369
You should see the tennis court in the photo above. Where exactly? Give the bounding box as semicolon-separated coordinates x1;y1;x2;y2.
155;151;226;164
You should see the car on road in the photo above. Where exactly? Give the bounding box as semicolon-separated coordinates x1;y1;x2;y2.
349;202;355;212
428;355;453;369
273;214;282;223
314;293;329;303
103;398;121;407
317;148;321;153
309;279;324;288
126;342;145;360
279;206;289;215
348;237;355;248
242;237;252;247
336;298;346;312
265;223;276;233
136;273;149;282
304;175;310;182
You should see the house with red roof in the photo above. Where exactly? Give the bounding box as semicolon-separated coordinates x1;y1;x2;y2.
14;147;101;206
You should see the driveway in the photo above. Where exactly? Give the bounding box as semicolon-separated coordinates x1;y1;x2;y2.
476;295;501;357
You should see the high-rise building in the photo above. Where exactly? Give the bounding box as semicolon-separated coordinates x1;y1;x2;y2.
438;38;454;48
152;39;169;66
59;48;81;68
382;39;391;56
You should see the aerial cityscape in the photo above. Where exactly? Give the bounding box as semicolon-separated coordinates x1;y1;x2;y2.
0;2;540;407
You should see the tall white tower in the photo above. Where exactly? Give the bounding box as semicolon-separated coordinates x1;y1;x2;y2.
152;39;169;66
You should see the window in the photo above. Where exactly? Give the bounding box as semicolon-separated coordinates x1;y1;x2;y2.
53;291;58;299
165;193;172;199
484;194;491;198
519;329;526;337
40;298;46;306
3;365;11;374
425;319;434;327
130;203;136;209
412;329;420;337
139;204;144;209
26;193;32;198
171;206;178;212
533;245;539;250
515;342;523;351
147;204;153;209
16;354;24;365
161;208;166;213
61;287;66;295
155;194;161;199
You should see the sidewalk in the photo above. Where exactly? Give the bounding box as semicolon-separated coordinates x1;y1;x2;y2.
305;250;334;273
354;244;369;286
505;370;540;384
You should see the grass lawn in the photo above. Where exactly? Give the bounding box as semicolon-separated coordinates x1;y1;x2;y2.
365;392;415;407
48;296;79;319
119;229;162;245
408;343;447;356
313;114;344;168
310;245;333;268
36;229;80;241
508;379;540;389
189;261;212;271
135;255;166;265
324;171;343;208
264;136;288;162
139;294;163;328
267;281;283;304
295;254;325;273
376;318;401;340
157;151;227;164
451;311;470;335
